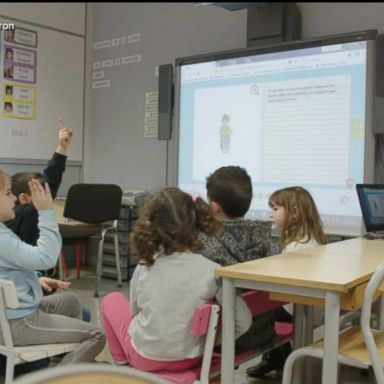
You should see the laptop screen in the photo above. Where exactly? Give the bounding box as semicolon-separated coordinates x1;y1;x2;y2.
356;184;384;232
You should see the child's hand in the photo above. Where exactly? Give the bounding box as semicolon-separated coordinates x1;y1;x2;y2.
39;276;71;293
28;179;54;211
56;117;74;155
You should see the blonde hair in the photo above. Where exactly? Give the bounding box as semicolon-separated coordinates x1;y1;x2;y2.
0;169;10;190
269;186;327;248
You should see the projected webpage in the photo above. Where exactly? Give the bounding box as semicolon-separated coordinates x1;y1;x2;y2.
177;41;368;236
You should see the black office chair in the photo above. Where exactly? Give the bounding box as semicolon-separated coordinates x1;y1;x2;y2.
58;183;123;297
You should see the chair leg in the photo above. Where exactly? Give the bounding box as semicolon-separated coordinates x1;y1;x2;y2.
60;251;68;279
75;244;82;279
58;252;64;280
85;242;90;267
282;349;306;384
282;351;299;384
113;231;122;287
94;233;105;297
282;347;326;384
5;354;15;384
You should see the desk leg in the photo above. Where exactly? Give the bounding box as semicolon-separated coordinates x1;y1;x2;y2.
293;304;304;349
322;291;340;384
221;278;235;384
304;305;314;345
292;304;304;384
303;305;314;384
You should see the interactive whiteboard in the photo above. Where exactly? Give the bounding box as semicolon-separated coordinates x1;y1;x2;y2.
173;30;377;236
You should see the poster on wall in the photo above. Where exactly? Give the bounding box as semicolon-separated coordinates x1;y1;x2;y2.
3;82;36;119
144;91;158;138
3;45;37;83
4;27;37;48
2;26;37;120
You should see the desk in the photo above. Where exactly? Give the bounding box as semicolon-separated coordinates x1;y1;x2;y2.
216;238;384;384
54;199;100;280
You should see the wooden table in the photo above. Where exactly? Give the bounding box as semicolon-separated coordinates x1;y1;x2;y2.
216;238;384;384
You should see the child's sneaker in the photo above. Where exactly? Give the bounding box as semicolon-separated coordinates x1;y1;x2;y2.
246;342;292;378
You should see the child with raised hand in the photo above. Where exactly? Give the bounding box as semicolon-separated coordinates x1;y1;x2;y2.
7;117;73;249
5;118;90;316
0;171;105;365
1;118;92;375
100;187;251;372
247;185;327;379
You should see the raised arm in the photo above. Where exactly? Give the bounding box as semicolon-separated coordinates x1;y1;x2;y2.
56;117;74;156
0;180;61;270
42;117;74;199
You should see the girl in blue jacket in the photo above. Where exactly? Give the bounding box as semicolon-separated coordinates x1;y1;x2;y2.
0;170;105;366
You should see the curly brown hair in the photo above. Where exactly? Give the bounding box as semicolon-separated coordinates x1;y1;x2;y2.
130;187;221;266
269;186;327;248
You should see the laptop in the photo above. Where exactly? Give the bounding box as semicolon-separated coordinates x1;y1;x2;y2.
356;184;384;239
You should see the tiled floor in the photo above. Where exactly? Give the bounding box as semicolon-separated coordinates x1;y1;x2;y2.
15;268;377;383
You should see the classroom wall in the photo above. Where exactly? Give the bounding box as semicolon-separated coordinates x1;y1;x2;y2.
84;3;247;193
299;3;384;38
0;3;85;35
3;3;384;195
85;2;384;194
0;3;86;196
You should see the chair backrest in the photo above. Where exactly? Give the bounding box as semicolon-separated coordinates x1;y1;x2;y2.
157;292;292;384
192;304;220;382
155;304;220;384
0;279;19;309
0;279;20;357
63;183;123;224
360;262;384;383
13;363;172;384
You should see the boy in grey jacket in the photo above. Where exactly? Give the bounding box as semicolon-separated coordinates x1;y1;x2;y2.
199;166;276;353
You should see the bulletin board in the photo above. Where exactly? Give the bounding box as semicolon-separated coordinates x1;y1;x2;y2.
0;18;84;161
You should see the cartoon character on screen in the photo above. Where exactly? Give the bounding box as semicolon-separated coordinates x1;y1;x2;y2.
218;114;232;154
